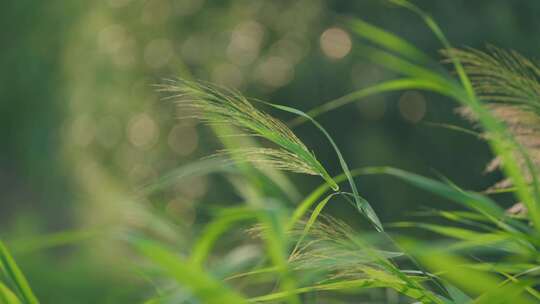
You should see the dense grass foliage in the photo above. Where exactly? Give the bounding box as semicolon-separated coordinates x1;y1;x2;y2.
2;1;540;303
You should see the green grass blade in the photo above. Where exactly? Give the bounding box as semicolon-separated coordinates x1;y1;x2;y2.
264;102;383;231
142;298;160;304
248;277;434;303
256;207;301;304
361;167;504;220
400;239;536;303
247;279;380;302
392;222;504;241
391;222;529;254
391;0;540;234
291;78;455;126
474;281;534;304
290;193;338;256
190;207;256;266
440;280;471;304
138;155;235;196
288;170;357;230
0;241;38;304
347;6;540;231
289;165;519;233
354;44;455;88
465;263;540;275
0;282;21;304
225;266;279;282
422;122;481;138
131;238;249;304
9;230;97;254
347;18;432;64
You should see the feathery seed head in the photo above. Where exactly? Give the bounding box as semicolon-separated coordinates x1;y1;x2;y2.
159;79;339;190
446;47;540;193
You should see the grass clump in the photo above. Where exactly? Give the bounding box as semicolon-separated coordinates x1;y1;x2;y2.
6;1;540;303
141;4;540;301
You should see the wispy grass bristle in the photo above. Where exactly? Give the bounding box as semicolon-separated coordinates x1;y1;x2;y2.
443;46;540;111
446;47;540;196
289;216;401;274
213;148;320;176
158;79;338;190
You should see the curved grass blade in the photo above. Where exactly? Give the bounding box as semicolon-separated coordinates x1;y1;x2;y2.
440;280;471;304
190;207;257;266
422;122;481;138
0;283;21;304
287;172;350;230
225;266;279;282
262;102;383;231
255;205;302;304
130;237;249;304
391;222;528;254
498;269;540;301
291;78;454;126
9;230;98;255
289;193;340;257
289;165;524;234
0;241;38;304
194;204;301;304
354;44;456;90
400;239;537;304
361;167;505;220
347;18;432;64
391;0;540;234
474;280;535;304
248;276;436;303
138;155;235;196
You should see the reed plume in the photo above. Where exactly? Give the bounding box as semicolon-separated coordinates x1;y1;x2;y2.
158;79;339;190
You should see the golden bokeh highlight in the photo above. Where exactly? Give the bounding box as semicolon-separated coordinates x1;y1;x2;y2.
398;91;427;123
98;24;135;67
255;56;294;88
71;114;96;147
127;113;159;149
227;21;264;66
211;63;244;89
141;0;171;25
144;39;174;69
95;116;122;149
167;123;199;156
320;27;352;59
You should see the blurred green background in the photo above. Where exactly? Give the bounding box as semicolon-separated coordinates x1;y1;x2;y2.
2;0;540;302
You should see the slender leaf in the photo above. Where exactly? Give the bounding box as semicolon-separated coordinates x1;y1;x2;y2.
190;207;257;266
131;238;249;304
0;241;38;304
262;102;383;231
0;282;21;304
347;18;432;64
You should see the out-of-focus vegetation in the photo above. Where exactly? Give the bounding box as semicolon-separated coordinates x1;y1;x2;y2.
2;0;540;303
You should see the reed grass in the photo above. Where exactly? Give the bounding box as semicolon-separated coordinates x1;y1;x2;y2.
107;2;540;302
5;1;540;303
